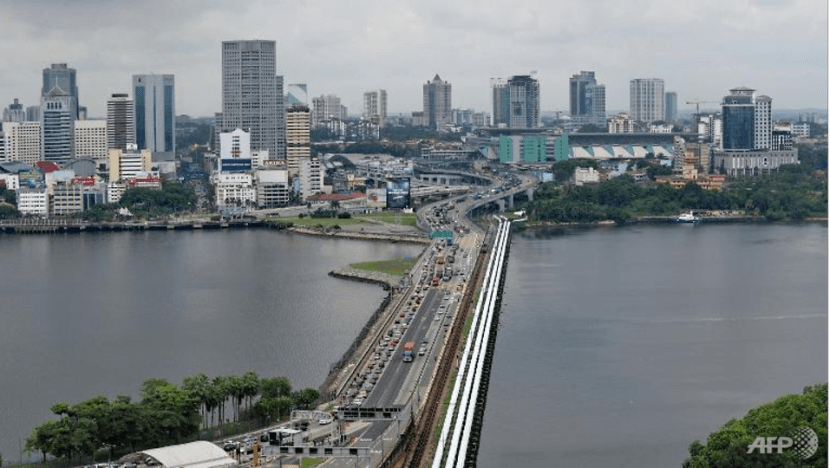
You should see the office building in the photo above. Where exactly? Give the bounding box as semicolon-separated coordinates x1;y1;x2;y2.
508;75;540;128
286;84;308;107
74;120;108;161
664;92;678;122
26;106;41;122
629;78;665;124
363;89;387;127
41;88;74;162
42;63;79;119
221;40;284;159
569;71;606;126
423;74;452;128
3;99;26;123
107;94;135;151
715;87;798;175
255;168;290;208
108;145;152;181
285;106;311;177
212;172;256;209
133;74;176;159
1;122;41;164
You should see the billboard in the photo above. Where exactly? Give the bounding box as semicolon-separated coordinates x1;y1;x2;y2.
385;177;410;209
367;188;387;209
219;158;252;173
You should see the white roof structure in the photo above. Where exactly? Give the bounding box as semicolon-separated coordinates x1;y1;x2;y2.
136;441;236;468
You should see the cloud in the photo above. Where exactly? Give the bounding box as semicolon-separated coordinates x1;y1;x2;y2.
0;0;825;117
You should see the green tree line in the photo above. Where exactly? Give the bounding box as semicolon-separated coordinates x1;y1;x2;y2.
526;164;827;224
683;383;827;467
77;183;198;222
25;372;320;463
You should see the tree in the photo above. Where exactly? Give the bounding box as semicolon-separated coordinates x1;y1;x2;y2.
683;383;827;468
293;388;320;409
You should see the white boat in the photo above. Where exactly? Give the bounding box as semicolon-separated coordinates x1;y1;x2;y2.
675;212;701;223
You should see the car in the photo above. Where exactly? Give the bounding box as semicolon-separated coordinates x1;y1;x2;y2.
352;398;363;406
260;432;269;442
319;418;331;425
223;441;236;451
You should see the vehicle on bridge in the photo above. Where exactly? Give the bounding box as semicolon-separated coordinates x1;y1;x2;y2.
432;277;440;286
403;342;415;362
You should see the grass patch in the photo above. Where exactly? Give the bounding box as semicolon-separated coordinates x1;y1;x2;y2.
301;458;323;468
268;215;364;226
350;258;418;276
357;212;418;227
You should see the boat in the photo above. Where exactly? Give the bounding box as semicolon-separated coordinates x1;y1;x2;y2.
675;212;701;223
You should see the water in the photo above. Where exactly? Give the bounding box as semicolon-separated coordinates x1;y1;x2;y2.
477;223;827;467
0;229;425;462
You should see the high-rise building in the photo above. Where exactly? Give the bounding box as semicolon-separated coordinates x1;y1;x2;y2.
664;92;678;122
218;128;252;173
423;75;451;128
3;99;26;123
74;120;108;161
41;88;74;162
298;156;322;201
715;87;797;176
569;71;606;126
311;94;348;127
1;121;41;164
363;89;387;127
285;106;311;177
221;40;284;159
107;94;135;151
42;63;79;119
491;79;511;127
721;87;756;150
286;84;308;107
133;74;176;159
629;78;665;124
508;75;540;128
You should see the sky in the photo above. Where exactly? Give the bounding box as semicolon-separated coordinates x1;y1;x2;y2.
0;0;827;118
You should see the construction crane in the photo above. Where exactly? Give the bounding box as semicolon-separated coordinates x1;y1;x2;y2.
686;100;720;116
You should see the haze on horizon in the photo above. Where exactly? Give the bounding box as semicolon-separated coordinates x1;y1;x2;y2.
0;0;826;118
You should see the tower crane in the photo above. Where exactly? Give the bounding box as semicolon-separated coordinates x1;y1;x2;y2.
685;100;720;116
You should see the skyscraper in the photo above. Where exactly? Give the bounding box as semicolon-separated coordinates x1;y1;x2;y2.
107;94;135;151
423;75;451;128
3;99;26;123
491;79;510;127
363;89;387;127
286;84;308;107
42;63;79;119
569;71;606;126
41;88;74;162
221;40;284;158
629;78;665;124
508;75;540;128
133;74;176;159
311;94;347;127
664;92;678;122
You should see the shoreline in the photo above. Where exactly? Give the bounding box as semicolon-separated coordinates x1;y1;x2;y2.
517;216;828;229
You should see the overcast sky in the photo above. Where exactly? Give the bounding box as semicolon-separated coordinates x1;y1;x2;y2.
0;0;826;118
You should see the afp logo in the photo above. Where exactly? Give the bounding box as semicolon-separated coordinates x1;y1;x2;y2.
747;426;819;460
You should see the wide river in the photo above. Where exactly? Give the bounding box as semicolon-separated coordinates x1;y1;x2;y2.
0;229;425;462
477;223;827;467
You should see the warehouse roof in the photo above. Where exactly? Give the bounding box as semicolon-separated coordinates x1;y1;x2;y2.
125;441;236;468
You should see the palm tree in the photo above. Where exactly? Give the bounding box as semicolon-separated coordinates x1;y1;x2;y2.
330;200;341;217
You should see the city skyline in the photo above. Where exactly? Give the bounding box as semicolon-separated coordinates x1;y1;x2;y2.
0;0;826;117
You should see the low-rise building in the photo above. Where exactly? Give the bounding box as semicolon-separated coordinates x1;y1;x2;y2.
573;166;600;186
255;168;289;208
0;173;20;190
51;181;84;215
17;187;49;216
212;172;256;208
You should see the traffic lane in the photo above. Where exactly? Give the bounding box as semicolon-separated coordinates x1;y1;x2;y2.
364;288;439;407
365;288;444;407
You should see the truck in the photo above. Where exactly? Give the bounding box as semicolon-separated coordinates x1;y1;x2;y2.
403;342;415;362
437;253;445;265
